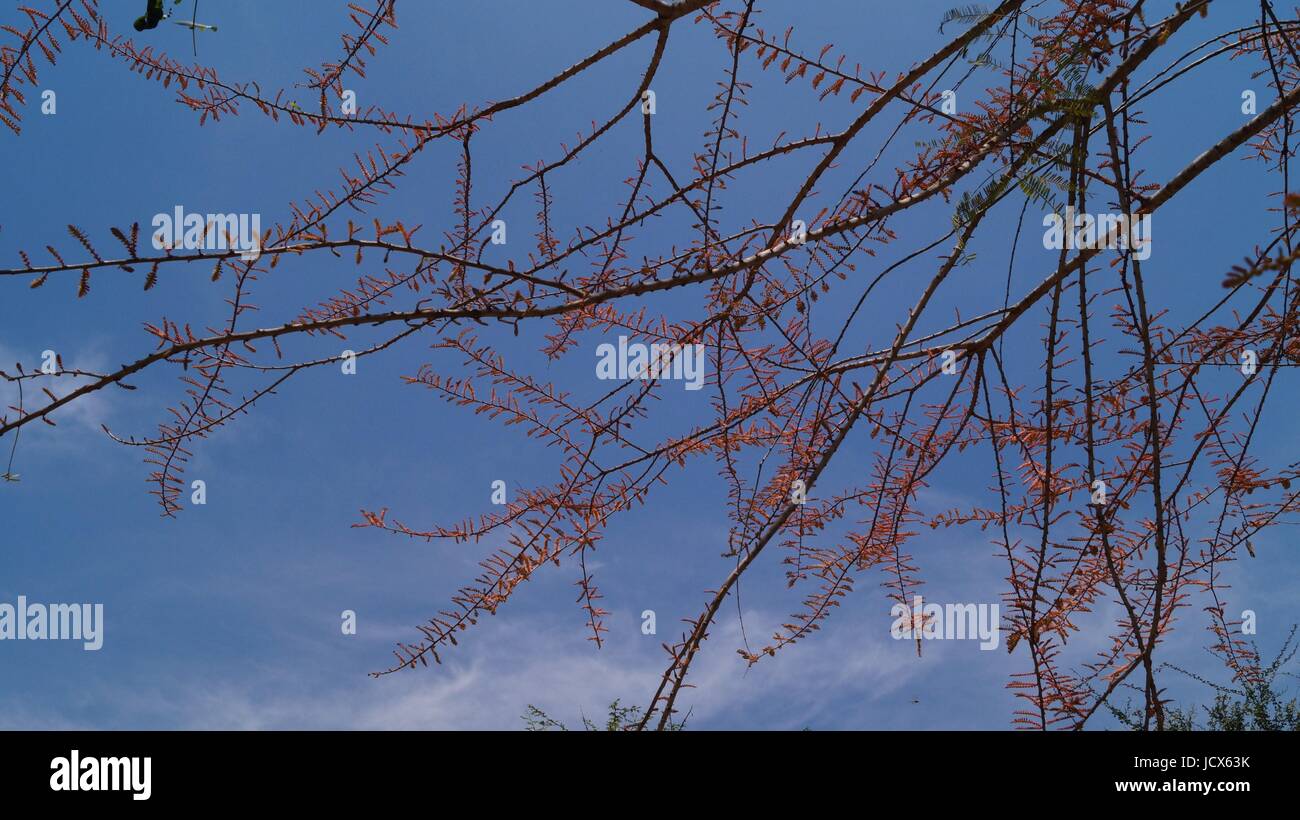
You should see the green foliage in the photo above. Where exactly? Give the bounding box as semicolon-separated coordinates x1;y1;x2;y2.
1018;170;1070;214
522;699;686;731
953;175;1011;229
939;5;992;34
968;52;1005;71
1108;627;1300;731
951;141;1073;229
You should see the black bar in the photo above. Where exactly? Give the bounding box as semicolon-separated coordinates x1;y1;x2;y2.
0;730;1284;805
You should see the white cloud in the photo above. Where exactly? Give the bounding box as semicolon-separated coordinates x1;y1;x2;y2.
0;341;118;448
3;608;922;730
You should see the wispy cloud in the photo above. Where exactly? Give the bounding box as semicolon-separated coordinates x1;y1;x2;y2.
2;609;921;730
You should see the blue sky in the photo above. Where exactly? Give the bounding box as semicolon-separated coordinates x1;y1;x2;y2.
1;0;1297;729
